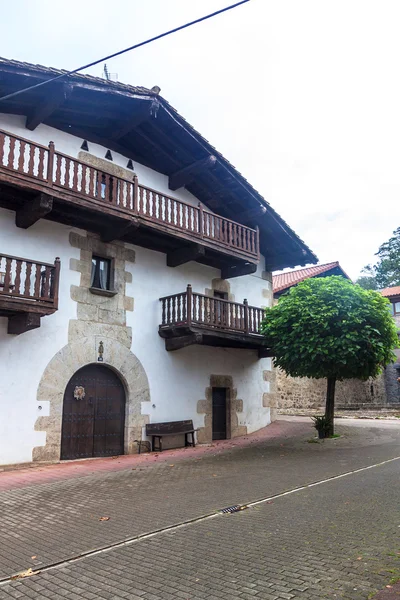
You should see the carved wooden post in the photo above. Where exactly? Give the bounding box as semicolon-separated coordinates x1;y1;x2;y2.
52;257;61;309
243;298;249;334
47;141;55;186
133;175;139;214
255;225;260;259
198;202;204;237
187;284;193;326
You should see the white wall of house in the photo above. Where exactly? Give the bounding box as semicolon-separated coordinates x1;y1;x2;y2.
128;245;271;432
0;209;80;465
0;115;273;466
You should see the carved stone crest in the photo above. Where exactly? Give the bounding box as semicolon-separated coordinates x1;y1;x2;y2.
73;385;86;401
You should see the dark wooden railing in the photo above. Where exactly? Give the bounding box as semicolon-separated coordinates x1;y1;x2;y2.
160;285;265;335
0;254;60;308
0;129;259;261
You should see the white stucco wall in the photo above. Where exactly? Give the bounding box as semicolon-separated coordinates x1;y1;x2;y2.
127;245;271;434
0;209;80;465
0;116;273;466
0;212;271;465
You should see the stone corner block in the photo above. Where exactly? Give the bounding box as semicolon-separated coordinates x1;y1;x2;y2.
69;231;88;250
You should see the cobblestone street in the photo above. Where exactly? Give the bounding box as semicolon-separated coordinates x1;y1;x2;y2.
0;417;399;599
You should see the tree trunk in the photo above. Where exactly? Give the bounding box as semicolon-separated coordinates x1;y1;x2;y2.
325;377;336;436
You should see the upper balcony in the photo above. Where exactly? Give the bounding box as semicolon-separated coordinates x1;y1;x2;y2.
0;253;60;334
159;285;271;357
0;129;259;277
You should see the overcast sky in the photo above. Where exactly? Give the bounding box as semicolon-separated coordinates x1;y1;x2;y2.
1;0;399;278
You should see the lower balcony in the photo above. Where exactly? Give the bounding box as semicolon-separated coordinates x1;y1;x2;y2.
0;254;60;334
159;285;271;357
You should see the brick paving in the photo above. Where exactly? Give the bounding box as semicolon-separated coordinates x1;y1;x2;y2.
0;418;399;598
373;583;400;598
0;420;311;490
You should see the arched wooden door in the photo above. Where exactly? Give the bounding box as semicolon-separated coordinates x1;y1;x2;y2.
61;364;125;460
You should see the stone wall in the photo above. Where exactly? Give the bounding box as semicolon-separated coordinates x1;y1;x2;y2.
384;348;400;406
277;369;388;411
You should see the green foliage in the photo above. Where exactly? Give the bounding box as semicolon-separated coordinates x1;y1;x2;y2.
311;415;332;438
359;227;400;289
261;276;398;381
355;274;378;291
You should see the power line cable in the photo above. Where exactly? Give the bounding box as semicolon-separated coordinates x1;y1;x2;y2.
0;1;250;103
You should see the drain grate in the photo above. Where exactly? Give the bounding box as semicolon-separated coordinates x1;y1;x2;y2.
219;504;247;514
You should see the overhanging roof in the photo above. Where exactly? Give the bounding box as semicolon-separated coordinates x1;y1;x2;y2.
273;261;350;295
381;286;400;299
0;57;318;271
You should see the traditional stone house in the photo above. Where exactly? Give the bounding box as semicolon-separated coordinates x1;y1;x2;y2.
0;58;318;466
273;264;399;412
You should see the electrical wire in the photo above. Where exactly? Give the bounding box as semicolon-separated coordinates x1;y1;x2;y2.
0;1;251;103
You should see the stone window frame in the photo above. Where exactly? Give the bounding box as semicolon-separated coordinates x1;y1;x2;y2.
89;254;117;297
205;278;235;302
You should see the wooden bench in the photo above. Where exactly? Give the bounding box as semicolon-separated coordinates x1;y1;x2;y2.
145;420;196;452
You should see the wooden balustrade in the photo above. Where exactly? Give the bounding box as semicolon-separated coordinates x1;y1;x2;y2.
0;127;259;262
0;254;60;308
52;151;136;210
159;285;265;335
0;130;49;181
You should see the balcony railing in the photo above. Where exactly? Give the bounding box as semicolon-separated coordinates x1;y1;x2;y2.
0;129;259;262
0;253;60;310
159;285;265;336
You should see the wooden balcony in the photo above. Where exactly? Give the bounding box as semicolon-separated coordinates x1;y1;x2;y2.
0;253;60;334
159;285;271;356
0;129;259;276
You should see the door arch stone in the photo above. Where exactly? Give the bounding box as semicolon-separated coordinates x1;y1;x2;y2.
34;336;150;462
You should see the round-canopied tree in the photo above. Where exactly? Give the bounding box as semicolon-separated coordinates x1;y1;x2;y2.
261;276;398;435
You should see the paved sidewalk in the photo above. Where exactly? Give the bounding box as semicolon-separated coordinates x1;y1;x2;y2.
0;417;399;599
0;419;311;490
373;583;400;598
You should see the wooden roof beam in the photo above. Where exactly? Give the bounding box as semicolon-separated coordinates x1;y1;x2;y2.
221;262;257;280
110;101;154;140
238;205;267;224
134;129;180;169
16;193;53;229
167;244;205;267
169;155;217;191
101;219;139;243
8;312;41;335
26;84;72;131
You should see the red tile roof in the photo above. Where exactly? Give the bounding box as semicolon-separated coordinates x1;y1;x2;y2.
273;261;350;294
380;286;400;298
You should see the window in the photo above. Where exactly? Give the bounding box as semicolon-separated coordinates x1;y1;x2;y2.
213;291;228;300
213;290;228;326
392;301;400;315
91;256;111;291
